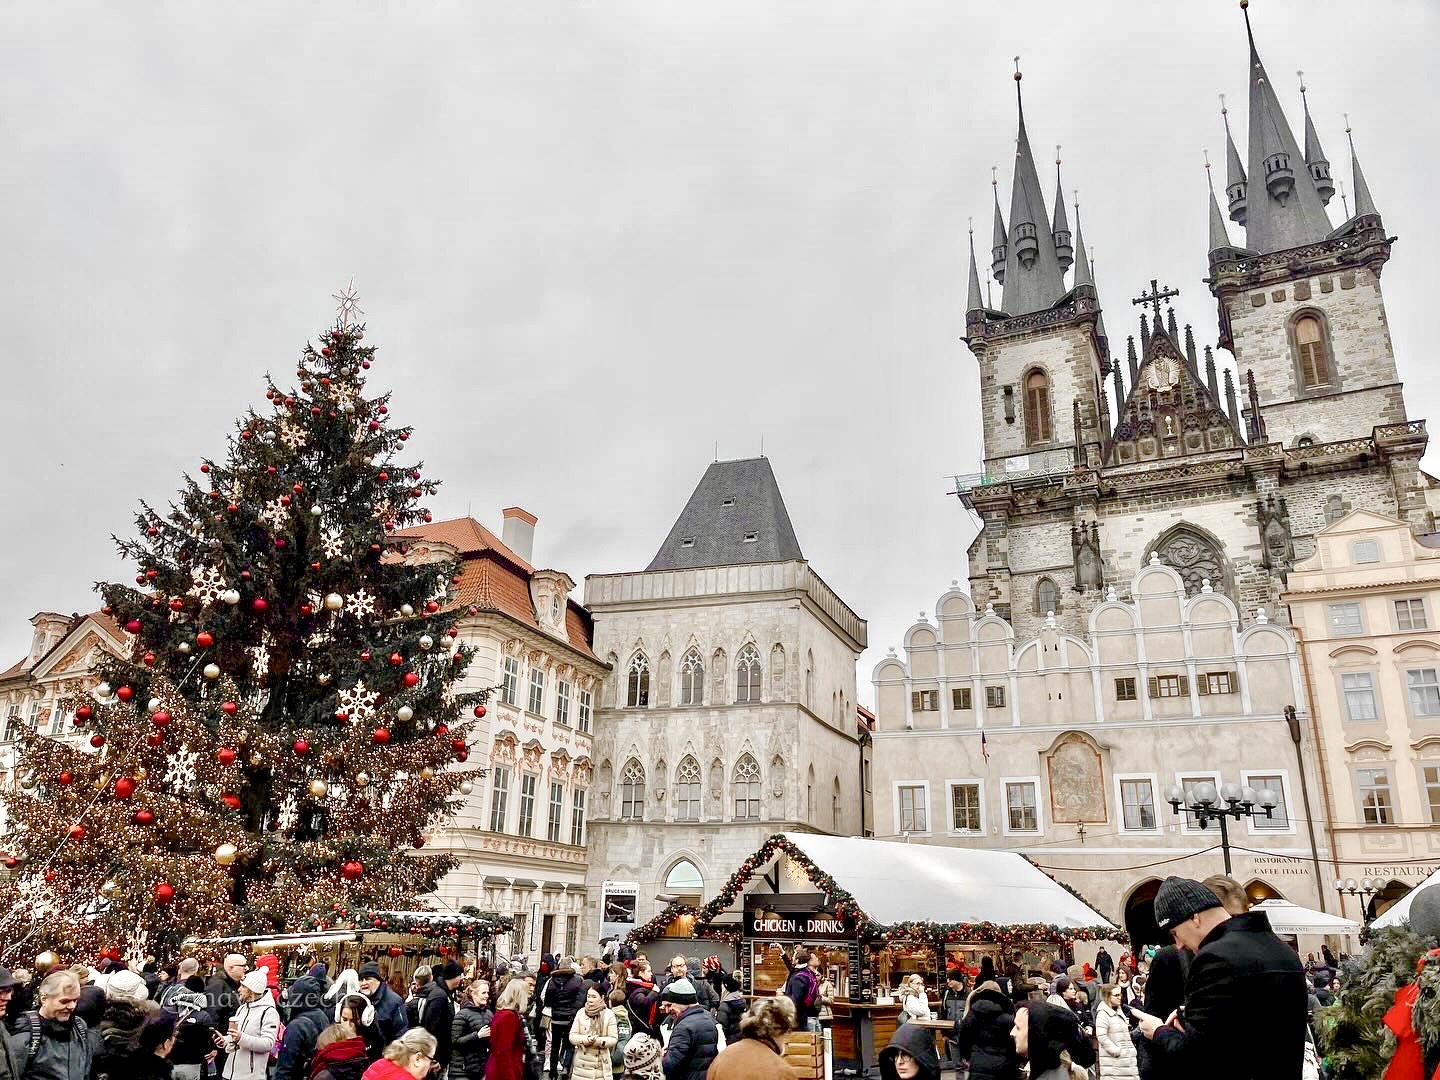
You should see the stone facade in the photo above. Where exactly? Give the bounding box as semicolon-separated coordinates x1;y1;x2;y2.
1283;510;1440;921
582;549;868;945
871;561;1330;928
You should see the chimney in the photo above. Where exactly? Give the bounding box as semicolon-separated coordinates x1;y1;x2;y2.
500;507;537;564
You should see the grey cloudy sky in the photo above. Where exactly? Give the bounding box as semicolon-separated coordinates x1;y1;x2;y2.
2;1;1436;700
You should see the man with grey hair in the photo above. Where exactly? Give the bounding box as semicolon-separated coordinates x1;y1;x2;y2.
13;969;91;1079
205;952;247;1075
157;957;201;1010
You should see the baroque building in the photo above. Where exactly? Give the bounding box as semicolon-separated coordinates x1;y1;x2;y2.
581;458;868;947
958;9;1431;643
395;511;608;963
1284;511;1440;922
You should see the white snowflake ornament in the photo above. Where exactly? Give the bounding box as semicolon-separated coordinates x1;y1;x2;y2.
164;745;200;794
277;421;306;450
275;794;298;831
321;530;345;560
337;680;380;725
260;498;290;531
348;589;376;619
187;565;228;608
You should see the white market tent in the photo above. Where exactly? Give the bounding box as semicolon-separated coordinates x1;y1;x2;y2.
1253;898;1360;936
1371;867;1440;930
770;833;1116;931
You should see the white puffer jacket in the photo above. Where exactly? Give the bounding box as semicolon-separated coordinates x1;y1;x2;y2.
1095;1001;1139;1080
222;993;279;1080
567;1007;618;1080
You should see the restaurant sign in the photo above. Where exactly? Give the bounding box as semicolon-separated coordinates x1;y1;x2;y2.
743;897;851;940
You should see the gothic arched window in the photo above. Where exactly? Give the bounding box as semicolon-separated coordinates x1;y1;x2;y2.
735;644;763;703
678;648;704;706
1025;369;1053;445
1292;312;1333;390
832;777;842;831
733;755;761;820
806;764;816;820
675;757;702;821
626;653;650;708
619;759;645;821
1035;577;1061;616
664;859;703;899
1151;525;1230;599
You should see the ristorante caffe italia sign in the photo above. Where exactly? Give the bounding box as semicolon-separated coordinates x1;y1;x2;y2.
744;897;851;940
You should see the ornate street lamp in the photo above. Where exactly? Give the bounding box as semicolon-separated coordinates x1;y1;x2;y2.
1164;781;1279;874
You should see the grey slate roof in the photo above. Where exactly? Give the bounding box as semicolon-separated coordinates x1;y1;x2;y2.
1000;80;1067;316
647;457;805;571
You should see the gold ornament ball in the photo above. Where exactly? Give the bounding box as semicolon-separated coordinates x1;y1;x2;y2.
354;772;370;788
308;779;329;798
324;593;344;612
34;951;58;970
214;843;239;866
203;663;221;680
19;773;38;790
249;752;264;767
419;766;435;780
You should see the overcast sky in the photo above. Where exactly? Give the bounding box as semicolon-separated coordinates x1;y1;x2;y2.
2;1;1436;702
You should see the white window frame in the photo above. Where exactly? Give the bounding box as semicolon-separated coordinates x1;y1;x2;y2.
517;771;539;837
1408;668;1440;719
546;779;565;843
1340;670;1380;722
488;765;511;832
1;704;18;742
1420;763;1440;824
1351;538;1380;564
1174;771;1222;835
577;688;592;733
1001;775;1043;836
501;656;520;707
555;680;571;726
528;668;546;715
570;788;587;845
1328;602;1365;637
893;780;932;836
946;778;985;836
1114;772;1162;835
1241;768;1296;835
1354;764;1395;826
1395;597;1430;632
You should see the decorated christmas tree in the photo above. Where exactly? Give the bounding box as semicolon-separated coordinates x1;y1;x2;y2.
0;289;488;958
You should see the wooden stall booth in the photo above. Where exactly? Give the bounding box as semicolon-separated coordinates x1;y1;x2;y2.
692;833;1119;1079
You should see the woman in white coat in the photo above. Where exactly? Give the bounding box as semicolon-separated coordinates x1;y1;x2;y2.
223;968;279;1080
566;985;618;1080
1095;983;1139;1080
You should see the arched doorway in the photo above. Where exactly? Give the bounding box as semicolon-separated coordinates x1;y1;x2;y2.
1123;878;1164;947
1369;879;1412;920
1244;879;1284;905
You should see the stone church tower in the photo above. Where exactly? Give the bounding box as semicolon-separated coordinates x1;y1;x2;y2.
581;458;868;945
959;9;1432;641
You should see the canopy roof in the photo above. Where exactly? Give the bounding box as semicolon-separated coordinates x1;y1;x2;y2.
778;834;1113;929
1370;868;1440;930
1252;898;1360;936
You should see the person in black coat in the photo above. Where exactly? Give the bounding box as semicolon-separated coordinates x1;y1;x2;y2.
357;962;410;1046
950;981;1021;1080
274;971;333;1080
1134;876;1307;1080
658;979;718;1080
879;1018;942;1080
1012;1001;1095;1080
542;956;586;1077
1133;944;1188;1080
449;979;493;1080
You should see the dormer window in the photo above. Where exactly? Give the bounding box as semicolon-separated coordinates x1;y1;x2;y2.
680;538;695;548
1352;539;1380;565
742;532;758;544
721;498;735;508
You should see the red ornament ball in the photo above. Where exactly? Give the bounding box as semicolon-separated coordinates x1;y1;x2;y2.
74;705;91;722
372;727;391;745
455;748;469;762
252;598;269;613
169;598;185;611
200;463;210;473
142;652;157;667
321;346;333;357
196;631;215;648
411;835;426;848
57;771;73;786
125;620;142;634
217;747;237;765
68;824;86;841
146;732;165;747
221;700;238;715
435;724;448;736
3;857;16;870
425;601;439;614
133;809;156;826
387;946;403;958
151;710;171;728
274;537;287;550
116;685;134;702
221;793;241;810
360;651;372;662
299;604;314;617
340;860;364;881
377;471;389;482
450;739;466;754
89;734;106;748
152;882;175;906
113;777;136;800
292;739;310;756
389;652;404;666
448;627;458;639
474;705;486;719
403;672;419;688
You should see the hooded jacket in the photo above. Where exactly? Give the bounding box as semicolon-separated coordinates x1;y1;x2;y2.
365;980;410;1047
879;1020;940;1080
1021;1002;1094;1080
660;1004;718;1080
275;974;334;1080
415;979;456;1064
1095;1000;1139;1080
951;984;1019;1080
223;992;280;1080
449;1000;494;1079
544;966;586;1027
626;975;660;1037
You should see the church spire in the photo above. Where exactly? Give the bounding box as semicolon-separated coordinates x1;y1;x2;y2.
1206;152;1235;255
1071;200;1093;290
1239;0;1334;252
1222;96;1248;226
1000;62;1067;316
1299;73;1335;205
967;220;984;314
990;168;1007;285
1052;150;1073;273
1346;117;1379;219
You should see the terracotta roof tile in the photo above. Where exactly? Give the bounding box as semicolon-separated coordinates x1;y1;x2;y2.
432;548;597;663
393;517;533;573
0;658;25;682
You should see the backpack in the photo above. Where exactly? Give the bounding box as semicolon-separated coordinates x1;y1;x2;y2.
611;1008;632;1071
19;1010;88;1063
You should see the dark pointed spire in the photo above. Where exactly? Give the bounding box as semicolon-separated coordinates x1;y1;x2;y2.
990;167;1007;284
1113;363;1125;419
967;220;984;314
1052;150;1073;273
1300;73;1335;205
1167;306;1180;344
1224;368;1241;429
1099;381;1112;438
1071;199;1093;290
1000;61;1067;316
1205;345;1221;403
1222;95;1248;226
1139;312;1151;353
1184;324;1199;373
1240;1;1334;252
1072;399;1084;466
1127;335;1139;382
1245;367;1268;444
1346;117;1379;219
1207;152;1235;254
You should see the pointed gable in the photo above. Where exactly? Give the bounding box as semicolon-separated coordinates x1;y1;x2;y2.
1106;326;1241;466
647;458;804;571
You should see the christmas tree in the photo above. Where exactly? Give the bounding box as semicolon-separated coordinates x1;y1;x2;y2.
0;289;488;958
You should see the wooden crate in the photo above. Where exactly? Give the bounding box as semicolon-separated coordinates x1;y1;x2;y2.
783;1031;825;1080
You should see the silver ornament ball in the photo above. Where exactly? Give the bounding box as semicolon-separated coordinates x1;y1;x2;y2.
148;698;162;712
459;780;473;796
310;505;323;517
324;593;344;612
177;642;192;655
418;635;433;651
221;589;241;606
396;705;414;723
203;663;221;680
400;603;415;618
95;682;112;698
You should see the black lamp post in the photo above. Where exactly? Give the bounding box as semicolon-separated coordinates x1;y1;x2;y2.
1334;877;1377;921
1164;780;1279;874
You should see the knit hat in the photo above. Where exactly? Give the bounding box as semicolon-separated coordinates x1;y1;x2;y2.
105;968;150;1001
659;977;697;1005
623;1032;664;1074
439;960;464;981
254;953;280;989
169;988;208;1013
241;968;270;994
702;955;722;974
357;962;383;981
1153;875;1225;930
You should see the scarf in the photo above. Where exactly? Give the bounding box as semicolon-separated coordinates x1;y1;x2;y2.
309;1035;368;1079
584;998;605;1018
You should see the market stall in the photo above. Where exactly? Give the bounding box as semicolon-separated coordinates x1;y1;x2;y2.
689;833;1118;1078
1370;867;1440;930
1252;898;1361;940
